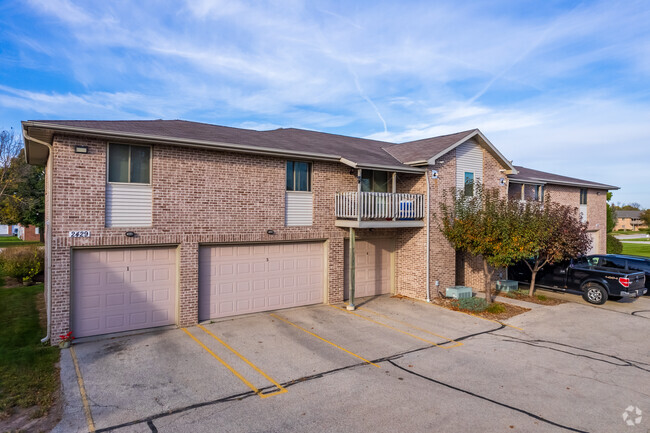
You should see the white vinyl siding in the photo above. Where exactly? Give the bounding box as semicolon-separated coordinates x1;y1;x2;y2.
285;192;313;226
456;140;483;193
106;183;153;227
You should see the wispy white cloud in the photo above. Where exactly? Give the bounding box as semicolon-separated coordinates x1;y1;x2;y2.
1;0;649;205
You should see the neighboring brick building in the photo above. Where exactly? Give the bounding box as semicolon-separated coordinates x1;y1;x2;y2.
614;210;647;232
22;121;615;343
17;224;41;242
507;166;616;255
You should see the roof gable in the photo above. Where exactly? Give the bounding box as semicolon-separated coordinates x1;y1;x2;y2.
384;129;516;173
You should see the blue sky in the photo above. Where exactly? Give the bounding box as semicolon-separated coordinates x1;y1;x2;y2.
1;0;649;206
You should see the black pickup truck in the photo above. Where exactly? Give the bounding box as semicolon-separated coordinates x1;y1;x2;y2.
509;257;647;304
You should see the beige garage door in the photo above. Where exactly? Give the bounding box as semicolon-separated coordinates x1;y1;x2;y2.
199;242;325;320
72;247;177;338
344;238;393;299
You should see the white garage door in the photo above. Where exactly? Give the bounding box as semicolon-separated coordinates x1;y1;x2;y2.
344;238;393;299
72;247;177;338
199;242;324;320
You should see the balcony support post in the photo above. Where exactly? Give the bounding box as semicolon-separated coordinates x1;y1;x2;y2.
347;226;356;311
392;172;397;221
357;168;362;223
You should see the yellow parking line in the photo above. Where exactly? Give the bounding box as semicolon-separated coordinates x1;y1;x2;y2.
270;313;380;368
182;328;266;398
70;346;96;433
197;324;287;398
331;305;456;348
357;306;462;349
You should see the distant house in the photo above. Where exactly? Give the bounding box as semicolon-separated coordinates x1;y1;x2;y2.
614;210;647;232
17;225;41;241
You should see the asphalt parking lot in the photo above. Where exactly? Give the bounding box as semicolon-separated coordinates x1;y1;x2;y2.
55;295;650;433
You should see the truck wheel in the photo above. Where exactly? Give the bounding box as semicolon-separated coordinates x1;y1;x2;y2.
582;283;608;305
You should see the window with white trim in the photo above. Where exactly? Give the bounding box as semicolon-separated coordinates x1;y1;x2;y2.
464;172;474;196
286;161;311;192
108;144;151;184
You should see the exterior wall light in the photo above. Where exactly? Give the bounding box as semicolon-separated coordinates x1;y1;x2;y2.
267;229;275;235
125;231;136;237
74;146;88;154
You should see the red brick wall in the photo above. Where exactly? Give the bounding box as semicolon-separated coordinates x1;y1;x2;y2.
19;225;41;241
544;185;607;254
47;134;431;343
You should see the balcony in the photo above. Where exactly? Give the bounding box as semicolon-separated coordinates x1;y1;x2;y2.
335;192;426;228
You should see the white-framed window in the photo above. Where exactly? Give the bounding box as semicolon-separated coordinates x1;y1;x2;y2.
108;143;151;184
508;183;544;202
464;172;474;196
286;161;312;192
361;170;389;193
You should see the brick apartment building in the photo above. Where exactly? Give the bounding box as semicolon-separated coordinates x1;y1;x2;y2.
22;120;616;343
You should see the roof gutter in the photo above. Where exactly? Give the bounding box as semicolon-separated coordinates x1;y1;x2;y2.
23;129;53;345
508;177;618;190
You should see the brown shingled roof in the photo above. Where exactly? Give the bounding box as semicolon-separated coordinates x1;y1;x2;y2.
23;119;419;171
384;129;478;163
509;165;618;190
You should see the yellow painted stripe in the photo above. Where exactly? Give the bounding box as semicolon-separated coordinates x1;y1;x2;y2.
181;328;263;397
331;305;454;348
270;313;380;368
197;324;287;398
357;306;462;349
70;346;96;433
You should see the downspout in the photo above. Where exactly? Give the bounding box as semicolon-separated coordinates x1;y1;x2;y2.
24;132;53;344
426;168;431;302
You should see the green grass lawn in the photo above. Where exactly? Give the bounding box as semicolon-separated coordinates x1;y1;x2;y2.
0;236;43;248
0;283;59;419
621;242;650;258
610;230;649;236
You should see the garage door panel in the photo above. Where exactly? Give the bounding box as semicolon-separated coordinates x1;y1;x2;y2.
344;238;393;300
73;247;177;338
199;242;324;320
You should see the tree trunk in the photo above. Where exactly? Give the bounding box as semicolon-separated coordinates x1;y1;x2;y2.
528;270;538;297
483;258;495;303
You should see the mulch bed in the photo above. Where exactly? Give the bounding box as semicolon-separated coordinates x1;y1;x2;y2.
431;296;530;321
496;289;567;306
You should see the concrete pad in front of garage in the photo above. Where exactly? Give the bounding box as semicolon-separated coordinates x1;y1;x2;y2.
54;298;499;432
54;295;650;433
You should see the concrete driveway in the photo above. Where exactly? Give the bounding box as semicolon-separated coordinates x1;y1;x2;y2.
538;287;650;318
55;296;650;433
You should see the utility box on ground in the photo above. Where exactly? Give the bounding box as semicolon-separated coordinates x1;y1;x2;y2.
445;286;473;299
496;280;519;292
